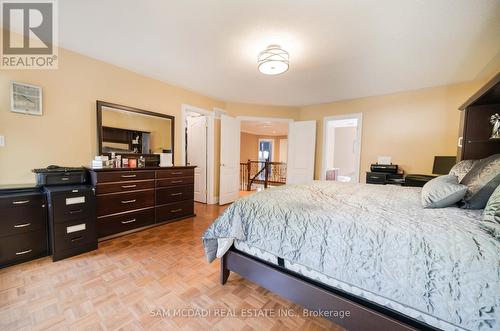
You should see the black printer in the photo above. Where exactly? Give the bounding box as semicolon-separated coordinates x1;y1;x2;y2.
33;165;86;186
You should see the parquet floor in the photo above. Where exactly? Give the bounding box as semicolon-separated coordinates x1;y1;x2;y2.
0;203;343;331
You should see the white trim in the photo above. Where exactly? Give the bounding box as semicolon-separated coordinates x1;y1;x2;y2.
240;129;287;137
321;113;363;182
213;107;227;119
181;104;216;204
236;115;293;123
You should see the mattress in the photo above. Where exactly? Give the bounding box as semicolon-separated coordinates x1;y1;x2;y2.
234;240;461;331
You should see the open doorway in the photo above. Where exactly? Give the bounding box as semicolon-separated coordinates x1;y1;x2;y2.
321;113;363;183
239;118;289;194
219;115;316;205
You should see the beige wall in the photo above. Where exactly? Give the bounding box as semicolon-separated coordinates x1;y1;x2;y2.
0;27;494;195
225;102;299;119
0;44;225;185
299;80;488;180
240;132;287;163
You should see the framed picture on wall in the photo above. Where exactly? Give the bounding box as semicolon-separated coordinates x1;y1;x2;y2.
10;81;43;116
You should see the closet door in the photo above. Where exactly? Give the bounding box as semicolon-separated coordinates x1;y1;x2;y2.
219;115;240;205
287;121;316;184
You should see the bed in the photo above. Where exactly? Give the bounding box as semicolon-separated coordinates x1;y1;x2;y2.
202;181;499;331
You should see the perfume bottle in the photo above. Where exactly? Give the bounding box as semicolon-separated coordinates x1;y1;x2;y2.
115;155;122;168
138;156;145;168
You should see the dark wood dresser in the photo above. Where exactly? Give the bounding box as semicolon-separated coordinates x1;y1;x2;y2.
457;72;500;161
0;186;48;267
88;166;195;240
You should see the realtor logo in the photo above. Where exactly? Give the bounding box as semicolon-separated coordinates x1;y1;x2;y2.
1;0;58;69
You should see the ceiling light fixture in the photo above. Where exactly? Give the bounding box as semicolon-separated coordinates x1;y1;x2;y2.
257;44;289;75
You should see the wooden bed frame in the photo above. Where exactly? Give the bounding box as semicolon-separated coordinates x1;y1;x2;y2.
221;247;438;331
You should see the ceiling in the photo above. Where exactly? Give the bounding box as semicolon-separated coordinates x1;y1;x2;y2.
58;0;500;106
241;121;289;136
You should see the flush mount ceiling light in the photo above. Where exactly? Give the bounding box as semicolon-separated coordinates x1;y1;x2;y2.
257;44;289;75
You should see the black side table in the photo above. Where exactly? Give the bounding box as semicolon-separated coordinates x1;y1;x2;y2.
403;174;437;187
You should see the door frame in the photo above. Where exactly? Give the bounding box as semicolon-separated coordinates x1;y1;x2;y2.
181;104;216;204
279;138;288;163
237;116;294;124
321;113;363;182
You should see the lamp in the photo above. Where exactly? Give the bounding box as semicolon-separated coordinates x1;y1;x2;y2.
257;44;289;75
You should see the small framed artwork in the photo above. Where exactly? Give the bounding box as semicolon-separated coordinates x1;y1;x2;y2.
10;81;43;116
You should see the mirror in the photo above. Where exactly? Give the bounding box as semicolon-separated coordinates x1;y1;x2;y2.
97;101;174;165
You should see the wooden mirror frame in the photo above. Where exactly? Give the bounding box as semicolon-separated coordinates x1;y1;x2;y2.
96;100;175;164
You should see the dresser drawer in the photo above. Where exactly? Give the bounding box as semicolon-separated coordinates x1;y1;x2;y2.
156;168;194;179
0;192;44;209
53;219;96;252
156;176;194;187
96;180;155;195
97;208;155;238
0;230;47;266
156;200;194;223
366;172;387;184
156;185;194;205
95;170;155;183
51;190;94;223
96;190;154;216
0;204;46;237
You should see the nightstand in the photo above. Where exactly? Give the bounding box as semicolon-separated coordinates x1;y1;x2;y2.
403;175;437;187
366;172;404;185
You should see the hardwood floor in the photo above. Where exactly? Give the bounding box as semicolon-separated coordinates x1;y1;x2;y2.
0;203;342;331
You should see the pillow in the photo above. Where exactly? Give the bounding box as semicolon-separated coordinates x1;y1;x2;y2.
421;175;468;208
481;185;500;238
460;154;500;209
449;159;477;182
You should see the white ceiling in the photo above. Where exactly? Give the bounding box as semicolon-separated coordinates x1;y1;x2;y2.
58;0;500;106
241;121;289;136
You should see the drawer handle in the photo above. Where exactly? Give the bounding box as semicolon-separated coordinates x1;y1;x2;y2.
14;223;31;228
12;200;30;205
171;193;183;196
61;177;69;181
171;180;183;184
122;184;137;188
71;236;83;242
121;199;137;204
121;219;137;224
69;209;83;214
15;249;32;255
170;208;183;213
121;174;137;178
171;172;183;175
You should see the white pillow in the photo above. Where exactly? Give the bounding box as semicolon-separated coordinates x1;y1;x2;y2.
421;175;468;208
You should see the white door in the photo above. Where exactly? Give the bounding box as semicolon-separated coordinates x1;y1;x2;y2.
287;121;316;184
187;116;207;203
219;114;240;205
